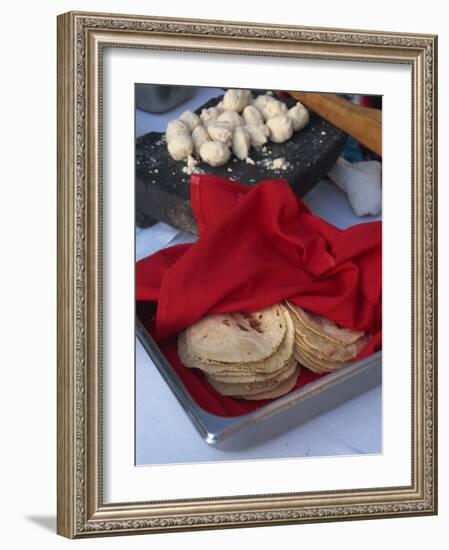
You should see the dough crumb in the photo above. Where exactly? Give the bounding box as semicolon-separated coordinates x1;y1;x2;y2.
259;157;291;171
182;155;204;175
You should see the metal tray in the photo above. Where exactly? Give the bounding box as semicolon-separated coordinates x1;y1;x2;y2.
136;319;382;451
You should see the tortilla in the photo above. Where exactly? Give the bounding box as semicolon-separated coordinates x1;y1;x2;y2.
286;301;365;345
206;361;297;396
176;304;301;400
293;347;328;374
178;305;294;376
183;304;287;364
283;301;371;374
208;356;295;383
292;324;369;363
294;343;345;372
237;366;300;400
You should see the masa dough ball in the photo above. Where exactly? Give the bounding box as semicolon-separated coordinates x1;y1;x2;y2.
244;124;270;147
191;125;211;156
232;127;251;160
223;89;253;112
217;110;244;129
167;134;193;160
287;102;309;131
266;115;293;143
200;106;221;125
179;110;200;132
206;122;233;147
242;105;265;126
199;141;231;167
253;95;287;121
165;119;189;142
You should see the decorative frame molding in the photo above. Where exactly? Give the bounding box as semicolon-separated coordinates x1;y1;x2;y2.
57;11;437;538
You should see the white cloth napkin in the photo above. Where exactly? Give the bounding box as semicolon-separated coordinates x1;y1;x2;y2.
328;157;382;217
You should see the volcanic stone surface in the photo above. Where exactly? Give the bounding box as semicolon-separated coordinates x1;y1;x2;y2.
136;91;347;233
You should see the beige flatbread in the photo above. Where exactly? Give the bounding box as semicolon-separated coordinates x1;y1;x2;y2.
209;355;296;384
286;302;368;362
293;347;328;374
293;344;348;373
206;361;297;396
238;366;300;400
286;302;365;345
293;324;369;364
184;304;287;364
178;305;294;377
294;328;369;363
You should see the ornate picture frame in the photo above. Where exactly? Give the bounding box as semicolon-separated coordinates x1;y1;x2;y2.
57;11;437;538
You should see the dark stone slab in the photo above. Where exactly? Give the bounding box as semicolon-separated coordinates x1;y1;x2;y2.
136;91;347;233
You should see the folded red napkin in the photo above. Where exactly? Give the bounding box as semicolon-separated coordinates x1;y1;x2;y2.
136;175;382;416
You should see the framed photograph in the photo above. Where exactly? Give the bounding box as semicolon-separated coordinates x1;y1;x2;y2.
57;11;438;538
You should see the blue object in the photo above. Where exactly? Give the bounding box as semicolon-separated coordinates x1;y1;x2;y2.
342;135;365;163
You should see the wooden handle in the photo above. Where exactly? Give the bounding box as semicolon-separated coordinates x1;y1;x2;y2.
288;92;382;157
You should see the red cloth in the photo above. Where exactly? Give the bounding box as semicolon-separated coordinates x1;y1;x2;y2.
136;175;382;416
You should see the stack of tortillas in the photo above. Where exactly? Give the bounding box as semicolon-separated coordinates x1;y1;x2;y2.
285;301;369;374
177;303;300;400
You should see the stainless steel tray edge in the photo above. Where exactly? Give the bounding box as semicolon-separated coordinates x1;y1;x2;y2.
136;319;382;450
